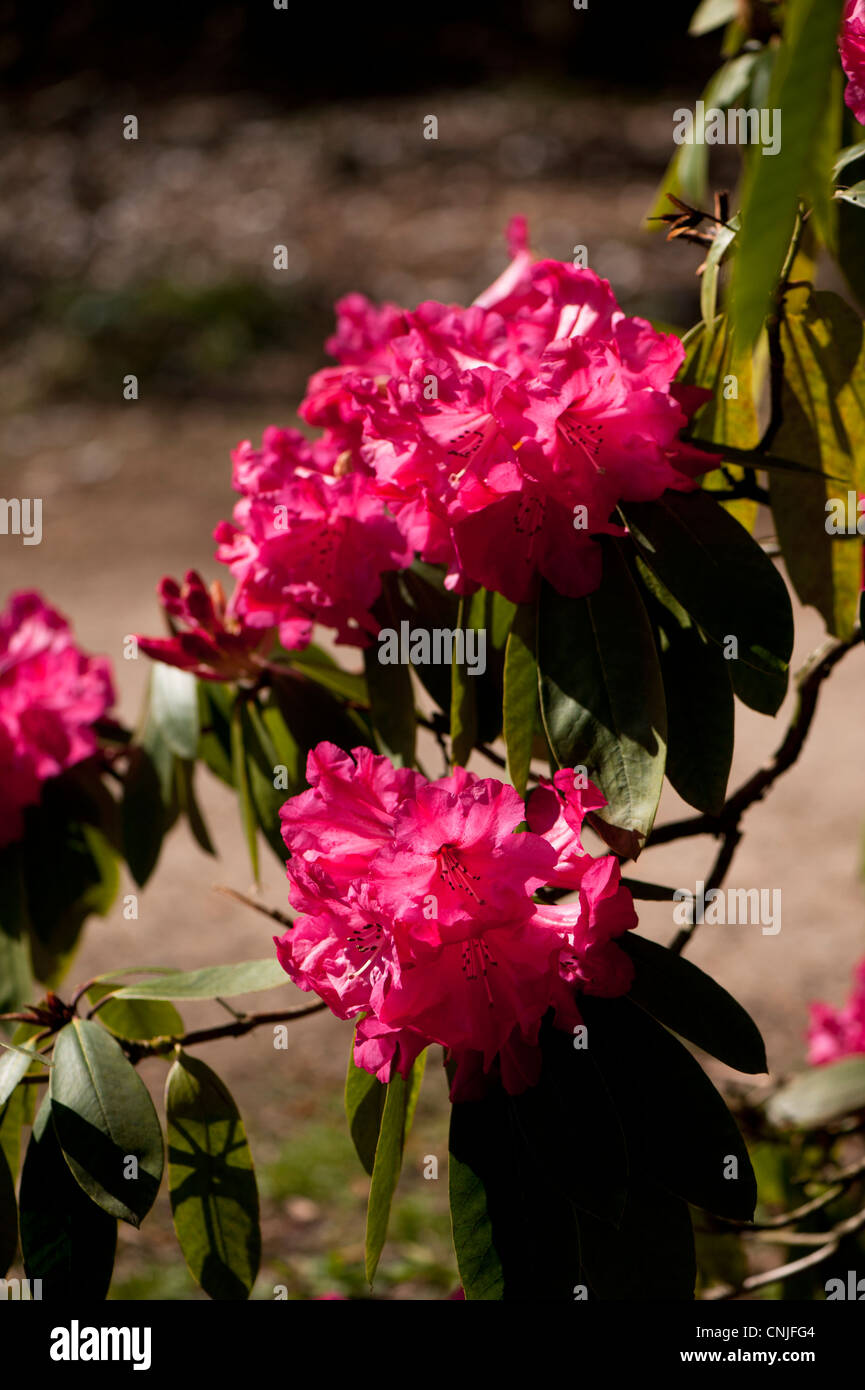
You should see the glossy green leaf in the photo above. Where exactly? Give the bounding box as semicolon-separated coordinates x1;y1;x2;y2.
767;1057;865;1128
689;0;737;35
538;540;667;847
836;180;865;208
166;1051;261;1300
49;1019;164;1226
0;1085;26;1186
148;662;200;761
621;933;768;1074
121;745;166;887
770;292;865;640
730;0;846;349
197;681;235;787
0;1038;45;1108
114;958;287;1002
364;1056;425;1284
503;602;537;797
231;698;259;881
0;1122;16;1275
622;488;793;715
345;1045;386;1178
581;997;757;1221
450;593;480;768
449;1084;581;1301
19;1097;117;1299
86;984;183;1042
363;645;416;770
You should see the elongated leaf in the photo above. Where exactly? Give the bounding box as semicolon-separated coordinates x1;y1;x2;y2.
580;997;757;1221
49;1019;164;1226
166;1051;261;1300
510;1023;628;1225
363;644;416;769
148;662;200;760
621;933;768;1074
836;180;865;208
503;602;538;797
197;681;235;786
641;566;734;814
345;1046;386;1178
449;1084;581;1301
114;958;287;1002
231;697;259;881
538;539;667;846
86;984;183;1043
365;1058;424;1284
623;488;793;715
290;646;369;703
576;1179;696;1301
731;0;846;349
767;1057;865;1128
0;1085;26;1186
240;700;291;861
121;745;166;887
0;1125;16;1275
450;594;479;768
19;1097;117;1299
770;292;865;640
689;0;737;35
175;757;216;857
0;1039;43;1108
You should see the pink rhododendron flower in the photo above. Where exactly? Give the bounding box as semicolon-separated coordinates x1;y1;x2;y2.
840;1;865;125
303;219;713;604
275;742;636;1100
807;959;865;1065
214;426;412;649
0;591;114;846
136;570;282;681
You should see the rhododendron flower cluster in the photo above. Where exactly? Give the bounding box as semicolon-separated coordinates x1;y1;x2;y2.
214;425;412;649
807;958;865;1065
296;217;711;605
275;744;637;1100
840;0;865;125
0;591;114;846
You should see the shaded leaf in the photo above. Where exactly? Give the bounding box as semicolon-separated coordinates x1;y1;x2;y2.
503;602;538;797
767;1058;865;1128
114;958;287;1001
166;1051;261;1300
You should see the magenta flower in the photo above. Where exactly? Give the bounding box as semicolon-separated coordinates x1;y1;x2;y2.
275;743;636;1101
136;570;282;682
303;219;713;604
214;427;412;649
0;591;114;846
807;959;865;1065
840;0;865;125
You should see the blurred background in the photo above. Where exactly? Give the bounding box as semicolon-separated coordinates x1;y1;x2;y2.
0;0;863;1299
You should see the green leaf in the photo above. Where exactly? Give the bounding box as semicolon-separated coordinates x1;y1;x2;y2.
0;1118;16;1275
538;539;667;848
511;1023;628;1225
166;1051;261;1300
576;1179;696;1301
148;662;200;760
121;745;166;887
450;594;479;768
770;292;865;640
49;1019;164;1226
621;933;768;1074
345;1044;386;1178
641;567;734;814
449;1084;581;1301
767;1057;865;1128
0;1038;44;1108
290;646;369;703
836;180;865;208
503;602;538;797
834;140;865;178
239;699;291;861
86;984;183;1042
113;958;287;1001
689;0;738;35
363;644;416;769
580;997;757;1221
730;0;847;350
365;1058;424;1284
197;681;235;787
0;1085;27;1186
622;488;794;715
0;927;31;1020
231;698;259;881
174;757;217;857
19;1097;117;1299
